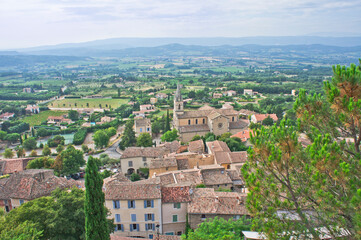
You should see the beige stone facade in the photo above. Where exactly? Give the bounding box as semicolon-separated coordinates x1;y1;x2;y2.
172;85;248;143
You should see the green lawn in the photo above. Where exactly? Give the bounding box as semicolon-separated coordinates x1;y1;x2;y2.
23;110;68;126
49;98;129;109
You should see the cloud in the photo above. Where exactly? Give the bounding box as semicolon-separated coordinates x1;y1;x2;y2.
0;0;361;48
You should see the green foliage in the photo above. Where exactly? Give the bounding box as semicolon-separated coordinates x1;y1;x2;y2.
243;61;361;239
0;220;43;240
85;156;110;240
55;144;64;153
100;170;113;179
218;132;232;142
0;130;7;140
27;157;54;169
73;128;88;145
130;173;141;182
136;133;153;147
119;120;136;150
191;135;201;141
17;147;25;158
47;135;65;148
105;127;117;137
29;150;38;157
196;184;206;188
161;129;179;142
261;116;274;126
224;137;248;152
54;145;85;176
93;130;110;149
23;137;37;150
0;188;85;240
5;133;20;143
68;110;79;121
183;217;250;240
42;144;51;156
3;148;14;158
138;167;149;178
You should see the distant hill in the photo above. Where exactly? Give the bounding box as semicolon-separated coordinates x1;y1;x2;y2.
16;36;361;53
0;55;88;68
16;43;361;59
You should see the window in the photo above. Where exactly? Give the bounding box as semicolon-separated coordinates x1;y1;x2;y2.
19;199;24;205
195;119;198;124
115;224;123;232
142;157;147;161
130;224;139;232
128;161;133;167
177;231;182;236
131;214;137;222
140;128;143;132
144;163;148;167
233;215;241;220
173;203;181;209
144;200;154;208
5;206;9;212
203;118;205;124
165;232;174;235
128;200;135;208
145;213;154;221
218;123;223;129
172;215;178;222
149;234;154;239
201;214;206;220
113;200;120;209
232;116;235;121
147;127;150;132
178;104;181;110
115;214;121;223
188;120;191;125
145;223;155;231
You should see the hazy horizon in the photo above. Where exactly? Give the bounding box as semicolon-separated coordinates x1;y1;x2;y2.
1;0;361;49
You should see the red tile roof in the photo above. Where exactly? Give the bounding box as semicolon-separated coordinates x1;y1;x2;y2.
104;180;161;200
206;141;230;154
0;158;34;175
253;114;278;122
161;186;191;203
188;140;205;153
231;129;254;142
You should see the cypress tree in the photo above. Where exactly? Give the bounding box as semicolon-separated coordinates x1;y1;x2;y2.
165;109;171;132
85;156;110;240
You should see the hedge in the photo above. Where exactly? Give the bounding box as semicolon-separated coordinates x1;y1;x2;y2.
73;128;88;145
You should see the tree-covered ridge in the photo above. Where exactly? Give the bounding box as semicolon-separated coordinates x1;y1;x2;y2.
243;60;361;239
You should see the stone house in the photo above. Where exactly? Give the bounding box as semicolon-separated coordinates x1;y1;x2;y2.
173;85;249;143
149;157;178;177
0;169;77;212
104;178;162;239
161;186;191;236
120;147;168;175
243;89;253;96
187;188;249;229
25;105;40;114
134;118;152;137
250;114;278;124
0;112;15;121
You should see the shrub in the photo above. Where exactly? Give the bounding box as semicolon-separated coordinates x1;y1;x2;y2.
73;128;88;145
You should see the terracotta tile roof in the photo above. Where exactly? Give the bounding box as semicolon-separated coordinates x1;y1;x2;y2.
176;109;239;119
0;112;15;119
1;169;77;200
214;151;247;165
157;173;176;185
206;141;230;154
188;140;205;153
178;124;210;133
161;186;191;203
201;168;233;185
226;170;242;181
159;140;181;153
120;147;167;159
104;180;161;200
103;173;131;185
150;157;178;169
176;158;189;170
188;188;248;215
253;114;278;122
134;118;151;127
207;111;224;120
174;170;203;186
229;119;249;130
231;129;254;141
0;158;35;175
239;109;256;116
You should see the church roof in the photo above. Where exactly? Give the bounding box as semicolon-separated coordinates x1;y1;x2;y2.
176;109;239;119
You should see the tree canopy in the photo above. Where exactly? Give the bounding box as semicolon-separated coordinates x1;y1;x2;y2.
242;61;361;239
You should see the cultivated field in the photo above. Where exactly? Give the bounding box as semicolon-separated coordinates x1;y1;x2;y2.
23;110;68;126
48;98;129;109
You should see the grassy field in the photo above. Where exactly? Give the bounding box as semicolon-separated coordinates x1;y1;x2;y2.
23;110;68;126
49;98;129;109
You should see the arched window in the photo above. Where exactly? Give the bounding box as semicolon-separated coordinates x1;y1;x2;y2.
196;119;198;124
178;104;181;110
188;120;191;125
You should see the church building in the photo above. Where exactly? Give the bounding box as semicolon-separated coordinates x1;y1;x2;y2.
173;85;249;143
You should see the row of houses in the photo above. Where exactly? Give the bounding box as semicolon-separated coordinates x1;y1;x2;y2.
104;173;249;238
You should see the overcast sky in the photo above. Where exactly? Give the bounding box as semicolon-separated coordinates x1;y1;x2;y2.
1;0;361;49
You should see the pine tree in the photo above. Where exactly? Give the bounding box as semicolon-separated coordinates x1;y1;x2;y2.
85;156;110;240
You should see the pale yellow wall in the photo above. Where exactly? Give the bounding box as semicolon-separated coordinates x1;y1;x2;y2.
162;202;187;234
178;117;207;127
120;157;156;174
11;198;27;209
186;155;214;169
180;131;208;143
210;116;229;136
106;198;162;237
